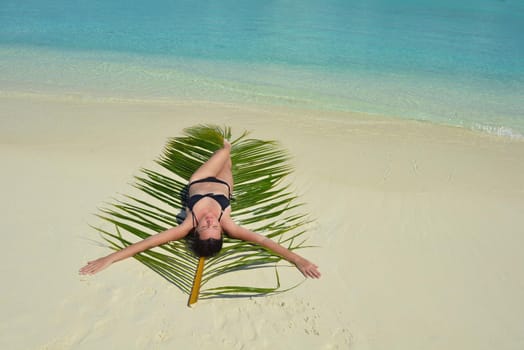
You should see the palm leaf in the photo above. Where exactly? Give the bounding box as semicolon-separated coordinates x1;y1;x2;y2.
94;124;311;302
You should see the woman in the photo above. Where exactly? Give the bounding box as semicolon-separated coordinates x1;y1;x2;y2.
79;140;321;279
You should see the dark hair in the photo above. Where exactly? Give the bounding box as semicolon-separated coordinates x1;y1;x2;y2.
192;232;223;257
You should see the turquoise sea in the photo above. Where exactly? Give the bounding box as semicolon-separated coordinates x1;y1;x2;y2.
1;0;523;138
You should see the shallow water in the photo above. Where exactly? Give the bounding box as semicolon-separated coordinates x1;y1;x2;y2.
1;0;523;137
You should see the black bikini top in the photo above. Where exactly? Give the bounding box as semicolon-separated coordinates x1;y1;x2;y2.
187;177;231;225
187;193;230;211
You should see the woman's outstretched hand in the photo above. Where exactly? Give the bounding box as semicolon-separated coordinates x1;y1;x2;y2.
295;257;321;279
79;256;113;275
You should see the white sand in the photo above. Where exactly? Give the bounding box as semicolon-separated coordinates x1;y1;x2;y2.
2;94;524;350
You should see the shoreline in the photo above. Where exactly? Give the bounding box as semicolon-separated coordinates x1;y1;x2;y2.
2;90;524;143
2;94;524;349
2;43;523;140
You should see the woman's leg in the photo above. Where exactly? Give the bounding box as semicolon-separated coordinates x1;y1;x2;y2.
216;156;234;193
189;141;231;183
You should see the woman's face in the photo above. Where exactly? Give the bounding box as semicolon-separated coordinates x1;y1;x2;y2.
197;215;221;239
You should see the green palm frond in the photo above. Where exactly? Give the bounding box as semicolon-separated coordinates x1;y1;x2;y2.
94;124;311;301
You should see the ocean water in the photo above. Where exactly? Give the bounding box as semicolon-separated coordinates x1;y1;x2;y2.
1;0;523;137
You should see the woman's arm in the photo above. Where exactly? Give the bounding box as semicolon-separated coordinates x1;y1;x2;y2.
222;218;321;279
79;219;192;275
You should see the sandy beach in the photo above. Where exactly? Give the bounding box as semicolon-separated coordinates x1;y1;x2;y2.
2;94;524;350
